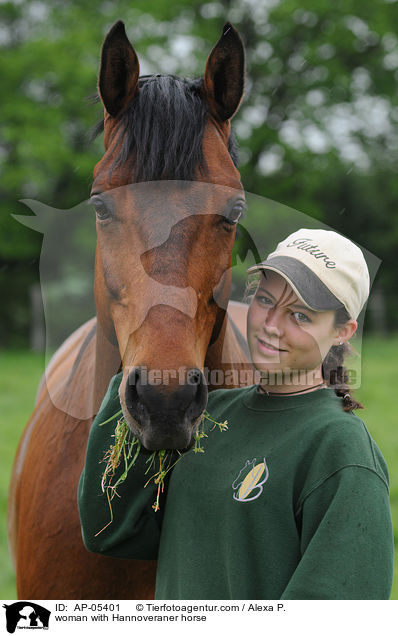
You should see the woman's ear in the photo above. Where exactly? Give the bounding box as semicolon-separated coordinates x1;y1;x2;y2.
334;319;358;346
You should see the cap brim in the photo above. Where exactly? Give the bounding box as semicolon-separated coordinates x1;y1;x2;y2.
247;256;344;312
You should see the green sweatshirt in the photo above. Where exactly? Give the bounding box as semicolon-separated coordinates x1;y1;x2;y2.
78;372;394;600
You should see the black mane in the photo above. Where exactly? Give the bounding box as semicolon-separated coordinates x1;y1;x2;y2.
91;74;238;182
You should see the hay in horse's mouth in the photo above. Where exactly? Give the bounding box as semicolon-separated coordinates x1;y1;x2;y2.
95;409;228;536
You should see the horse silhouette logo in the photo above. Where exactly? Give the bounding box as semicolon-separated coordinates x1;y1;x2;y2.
2;602;50;633
232;457;269;502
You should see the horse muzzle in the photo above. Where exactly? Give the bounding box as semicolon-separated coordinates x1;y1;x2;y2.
123;366;208;450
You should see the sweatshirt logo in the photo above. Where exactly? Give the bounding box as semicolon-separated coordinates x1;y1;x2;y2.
232;458;269;502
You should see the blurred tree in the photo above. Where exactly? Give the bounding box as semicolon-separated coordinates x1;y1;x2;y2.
1;0;398;346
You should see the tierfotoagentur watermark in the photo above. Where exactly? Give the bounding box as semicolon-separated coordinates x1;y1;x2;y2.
125;365;357;388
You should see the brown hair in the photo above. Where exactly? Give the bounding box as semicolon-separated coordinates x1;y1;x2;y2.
321;306;364;412
243;272;364;412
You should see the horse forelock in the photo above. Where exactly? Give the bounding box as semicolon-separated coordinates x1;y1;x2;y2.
91;74;239;182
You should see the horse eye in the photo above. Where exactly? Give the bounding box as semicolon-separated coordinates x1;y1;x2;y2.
89;196;112;221
224;200;247;225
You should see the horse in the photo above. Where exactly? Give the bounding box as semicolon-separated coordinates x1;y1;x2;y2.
8;20;252;599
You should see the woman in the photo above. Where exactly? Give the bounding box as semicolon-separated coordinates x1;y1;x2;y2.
78;228;394;599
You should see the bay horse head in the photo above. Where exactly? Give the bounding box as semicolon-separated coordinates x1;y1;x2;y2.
92;21;245;450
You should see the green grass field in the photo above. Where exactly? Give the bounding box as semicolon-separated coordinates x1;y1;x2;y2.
1;339;397;599
0;350;45;599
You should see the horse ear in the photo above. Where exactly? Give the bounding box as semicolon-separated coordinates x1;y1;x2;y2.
98;20;140;118
204;22;245;122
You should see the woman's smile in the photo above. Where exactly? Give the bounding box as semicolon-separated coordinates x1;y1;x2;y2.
256;336;286;355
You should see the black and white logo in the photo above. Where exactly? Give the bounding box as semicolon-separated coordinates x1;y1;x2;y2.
3;602;50;633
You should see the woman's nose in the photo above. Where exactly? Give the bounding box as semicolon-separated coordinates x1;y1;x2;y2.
263;307;281;336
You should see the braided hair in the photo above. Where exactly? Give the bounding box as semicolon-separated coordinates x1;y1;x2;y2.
321;306;364;412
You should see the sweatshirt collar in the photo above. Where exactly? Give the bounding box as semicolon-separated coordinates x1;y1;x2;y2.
242;384;340;412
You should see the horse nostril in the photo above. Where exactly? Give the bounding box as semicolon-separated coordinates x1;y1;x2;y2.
187;368;201;385
125;366;140;411
186;368;207;419
124;365;207;431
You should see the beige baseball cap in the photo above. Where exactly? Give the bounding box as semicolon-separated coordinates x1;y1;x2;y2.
246;228;370;320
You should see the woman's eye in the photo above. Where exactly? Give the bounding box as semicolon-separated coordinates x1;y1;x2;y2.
256;295;273;306
292;311;311;324
224;200;247;225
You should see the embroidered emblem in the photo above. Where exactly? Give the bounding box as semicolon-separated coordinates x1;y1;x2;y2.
232;457;269;502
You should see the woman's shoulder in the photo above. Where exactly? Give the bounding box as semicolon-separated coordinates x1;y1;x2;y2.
306;402;389;486
312;399;372;447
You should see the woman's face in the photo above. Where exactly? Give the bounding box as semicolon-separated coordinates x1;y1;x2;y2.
247;270;355;376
